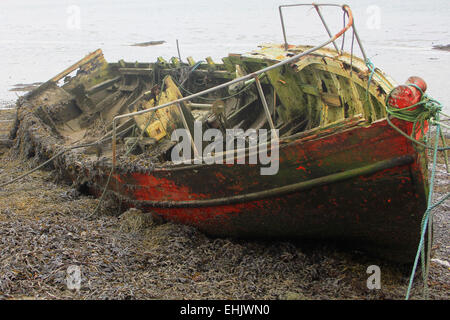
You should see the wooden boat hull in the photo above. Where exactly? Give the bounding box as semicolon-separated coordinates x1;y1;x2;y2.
77;117;428;264
10;41;429;264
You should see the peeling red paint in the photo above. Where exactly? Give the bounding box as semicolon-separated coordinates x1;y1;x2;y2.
131;173;208;201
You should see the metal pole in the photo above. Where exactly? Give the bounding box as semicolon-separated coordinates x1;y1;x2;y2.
279;6;289;50
278;4;344;51
176;39;182;62
176;103;199;158
314;5;340;53
188;102;214;109
254;76;278;139
351;25;368;62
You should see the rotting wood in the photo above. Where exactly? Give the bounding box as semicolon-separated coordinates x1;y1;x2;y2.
87;76;121;95
118;68;152;75
50;49;103;83
187;57;196;66
346;77;365;116
329;74;344;106
206;57;216;69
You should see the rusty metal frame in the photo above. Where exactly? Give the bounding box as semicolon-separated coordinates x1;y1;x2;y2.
278;3;367;61
111;3;358;170
254;76;278;138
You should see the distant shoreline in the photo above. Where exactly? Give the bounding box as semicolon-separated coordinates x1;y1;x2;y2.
433;44;450;52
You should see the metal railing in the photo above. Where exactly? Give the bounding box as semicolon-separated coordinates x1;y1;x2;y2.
278;3;367;61
111;3;363;169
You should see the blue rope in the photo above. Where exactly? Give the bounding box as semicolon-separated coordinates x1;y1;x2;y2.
405;116;442;300
365;59;376;101
190;61;203;72
365;58;393;94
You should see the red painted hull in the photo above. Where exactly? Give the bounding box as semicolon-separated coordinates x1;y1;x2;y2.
84;118;428;263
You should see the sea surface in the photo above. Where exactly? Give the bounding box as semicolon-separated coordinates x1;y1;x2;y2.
0;0;449;112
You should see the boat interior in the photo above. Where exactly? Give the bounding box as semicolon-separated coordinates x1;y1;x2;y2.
24;44;394;165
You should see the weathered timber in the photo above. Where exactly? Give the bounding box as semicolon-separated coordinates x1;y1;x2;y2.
51;49;103;83
86;76;121;95
118;68;152;75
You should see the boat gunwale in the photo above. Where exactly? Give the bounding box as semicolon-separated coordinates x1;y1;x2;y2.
137;115;368;172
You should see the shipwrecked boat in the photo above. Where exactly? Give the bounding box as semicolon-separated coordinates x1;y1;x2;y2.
9;4;432;263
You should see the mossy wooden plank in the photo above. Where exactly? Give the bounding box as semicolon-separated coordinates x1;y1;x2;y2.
170;57;181;67
315;70;341;125
205;57;215;69
354;83;376;123
187;56;196;67
329;73;346;120
295;72;316;129
266;66;308;124
298;68;322;128
133;76;191;142
346;77;365;117
313;64;383;105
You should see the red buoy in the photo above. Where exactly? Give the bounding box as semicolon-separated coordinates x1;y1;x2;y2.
388;76;427;111
407;76;427;93
387;76;428;138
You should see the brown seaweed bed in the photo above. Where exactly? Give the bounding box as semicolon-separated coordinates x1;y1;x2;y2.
0;105;448;300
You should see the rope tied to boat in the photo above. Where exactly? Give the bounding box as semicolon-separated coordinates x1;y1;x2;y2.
365;59;393;95
382;80;449;300
386;83;449;148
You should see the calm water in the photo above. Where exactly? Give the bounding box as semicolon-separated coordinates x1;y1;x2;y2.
0;0;449;111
